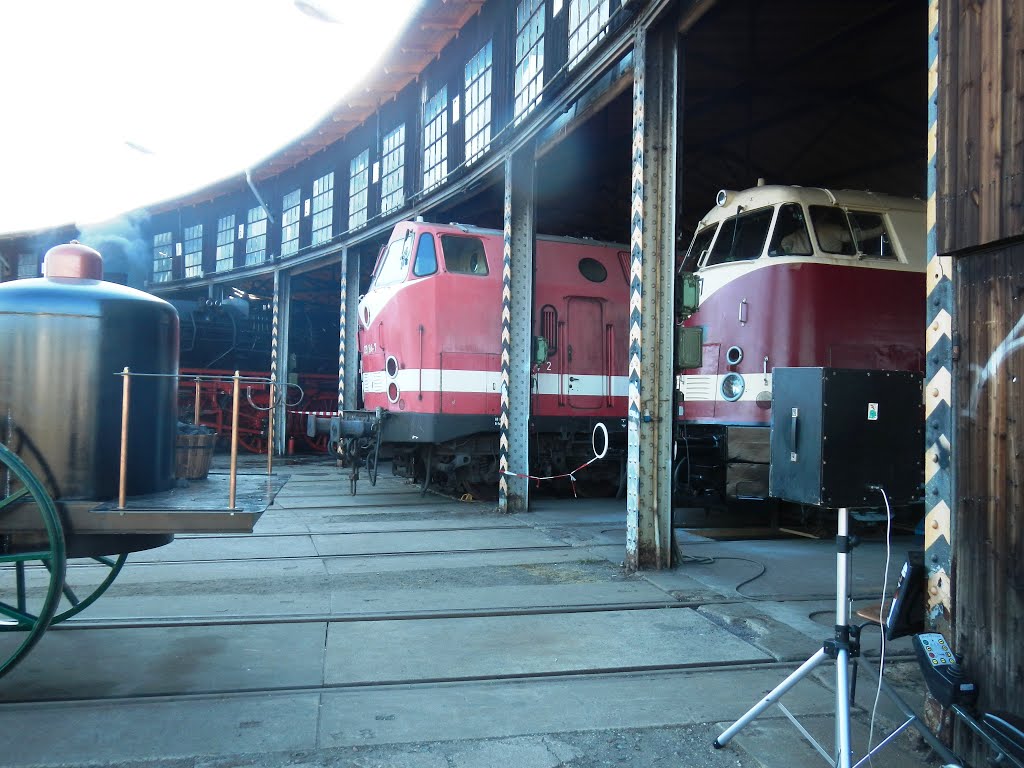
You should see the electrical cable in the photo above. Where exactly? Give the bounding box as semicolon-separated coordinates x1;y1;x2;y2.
866;485;893;767
678;554;768;598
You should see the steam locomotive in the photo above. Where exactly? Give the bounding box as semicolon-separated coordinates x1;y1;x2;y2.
331;219;630;495
672;184;926;508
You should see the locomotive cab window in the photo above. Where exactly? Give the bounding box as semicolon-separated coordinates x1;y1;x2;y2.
412;233;438;277
682;224;717;272
705;207;773;266
769;203;813;256
847;211;895;259
441;235;489;275
373;230;414;288
809;206;857;255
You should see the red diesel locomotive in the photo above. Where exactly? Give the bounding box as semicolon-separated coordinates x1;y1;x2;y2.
349;219;629;494
673;184;926;508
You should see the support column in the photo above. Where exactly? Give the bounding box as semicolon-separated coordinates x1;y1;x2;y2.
274;269;292;455
499;144;536;513
337;247;348;412
626;20;679;571
344;249;361;410
924;0;952;635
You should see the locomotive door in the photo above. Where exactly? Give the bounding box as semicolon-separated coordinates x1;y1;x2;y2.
565;297;605;409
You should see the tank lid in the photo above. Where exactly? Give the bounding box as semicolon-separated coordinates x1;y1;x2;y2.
43;241;103;280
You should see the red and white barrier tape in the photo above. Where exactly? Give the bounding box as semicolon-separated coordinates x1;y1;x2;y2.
502;423;609;497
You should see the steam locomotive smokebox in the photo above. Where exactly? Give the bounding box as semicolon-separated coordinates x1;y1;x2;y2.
769;368;924;507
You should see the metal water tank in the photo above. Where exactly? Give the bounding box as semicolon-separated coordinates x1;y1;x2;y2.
0;242;179;500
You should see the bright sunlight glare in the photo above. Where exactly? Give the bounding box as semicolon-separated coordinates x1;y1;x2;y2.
0;0;422;233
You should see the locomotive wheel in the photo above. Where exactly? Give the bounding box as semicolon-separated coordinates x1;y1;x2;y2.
0;442;67;679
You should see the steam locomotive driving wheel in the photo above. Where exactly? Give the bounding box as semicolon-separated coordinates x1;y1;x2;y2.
0;441;67;678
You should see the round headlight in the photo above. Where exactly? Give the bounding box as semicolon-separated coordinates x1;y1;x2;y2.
721;373;745;402
387;382;400;403
385;355;399;378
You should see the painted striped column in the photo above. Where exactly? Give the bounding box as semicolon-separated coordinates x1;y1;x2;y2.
923;0;953;632
499;182;513;510
271;271;280;382
625;28;646;571
338;251;347;412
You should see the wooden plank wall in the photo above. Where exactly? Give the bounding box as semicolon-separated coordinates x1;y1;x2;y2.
954;245;1024;754
938;1;1024;761
938;0;1024;252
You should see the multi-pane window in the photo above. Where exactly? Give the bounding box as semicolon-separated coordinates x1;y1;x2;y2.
281;189;300;257
183;224;203;278
380;124;405;214
423;85;448;192
348;149;370;230
152;231;173;283
312;172;334;246
216;214;236;272
514;0;545;123
464;41;493;165
245;206;268;265
568;0;609;68
17;254;38;279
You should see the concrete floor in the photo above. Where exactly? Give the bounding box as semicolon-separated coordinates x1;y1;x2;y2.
0;456;951;768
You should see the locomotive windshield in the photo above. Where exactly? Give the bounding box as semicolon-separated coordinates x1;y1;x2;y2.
681;225;716;272
705;206;773;266
373;231;414;288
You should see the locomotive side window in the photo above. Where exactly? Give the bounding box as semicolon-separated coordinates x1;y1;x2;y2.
809;206;857;255
578;257;607;282
682;225;717;271
769;204;813;256
373;230;414;288
441;235;489;275
847;211;895;259
705;207;773;266
412;233;438;276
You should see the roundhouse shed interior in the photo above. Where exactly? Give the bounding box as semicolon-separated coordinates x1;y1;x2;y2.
0;0;928;462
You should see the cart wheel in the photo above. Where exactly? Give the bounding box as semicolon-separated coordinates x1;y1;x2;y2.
49;553;128;624
0;442;66;679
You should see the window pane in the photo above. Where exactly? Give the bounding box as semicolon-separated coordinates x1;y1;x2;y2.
809;206;856;255
441;235;488;275
848;211;895;258
768;203;813;257
705;207;774;265
412;232;437;276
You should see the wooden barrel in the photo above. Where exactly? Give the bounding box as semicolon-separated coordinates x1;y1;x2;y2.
175;433;217;480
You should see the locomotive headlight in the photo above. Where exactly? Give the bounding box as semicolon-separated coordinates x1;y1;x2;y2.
721;372;745;402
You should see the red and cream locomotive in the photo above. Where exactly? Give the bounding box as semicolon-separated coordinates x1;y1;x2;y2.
673;184;926;507
340;219;629;494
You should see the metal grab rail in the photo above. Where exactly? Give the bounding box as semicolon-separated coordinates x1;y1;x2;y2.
115;370;285;510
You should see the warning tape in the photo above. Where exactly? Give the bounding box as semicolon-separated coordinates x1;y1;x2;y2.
502;423;609;497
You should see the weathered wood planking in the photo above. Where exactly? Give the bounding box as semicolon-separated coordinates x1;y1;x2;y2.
954;242;1024;763
939;0;1024;252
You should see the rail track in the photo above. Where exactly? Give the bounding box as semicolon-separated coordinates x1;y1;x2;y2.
0;461;933;768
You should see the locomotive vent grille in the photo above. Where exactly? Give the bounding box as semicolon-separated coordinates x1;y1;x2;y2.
681;375;716;401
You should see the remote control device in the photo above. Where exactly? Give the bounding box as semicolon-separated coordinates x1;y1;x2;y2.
913;633;977;707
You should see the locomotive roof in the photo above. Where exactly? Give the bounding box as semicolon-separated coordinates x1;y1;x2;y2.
407;220;628;250
696;185;925;229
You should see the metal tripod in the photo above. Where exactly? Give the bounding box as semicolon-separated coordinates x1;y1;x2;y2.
712;507;859;767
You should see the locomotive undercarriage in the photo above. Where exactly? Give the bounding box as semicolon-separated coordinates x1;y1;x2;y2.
672;424;771;509
391;422;626;499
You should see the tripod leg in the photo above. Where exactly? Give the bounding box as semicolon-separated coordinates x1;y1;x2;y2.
836;647;852;768
714;648;830;749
